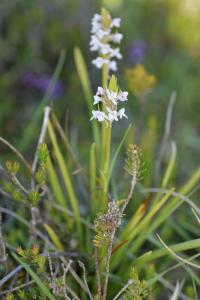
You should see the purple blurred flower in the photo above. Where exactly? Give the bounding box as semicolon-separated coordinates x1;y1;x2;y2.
21;72;63;98
128;40;147;63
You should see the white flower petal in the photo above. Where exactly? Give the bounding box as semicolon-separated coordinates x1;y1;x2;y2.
111;18;121;28
107;109;119;122
97;86;105;96
109;60;117;72
107;90;118;105
118;108;128;119
112;33;123;43
118;91;128;102
90;110;106;122
110;48;122;59
92;57;109;69
93;95;102;105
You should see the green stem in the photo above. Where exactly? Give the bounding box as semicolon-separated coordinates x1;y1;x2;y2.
102;125;111;207
100;63;111;211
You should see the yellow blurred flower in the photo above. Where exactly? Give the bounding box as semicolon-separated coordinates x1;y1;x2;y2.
125;64;156;98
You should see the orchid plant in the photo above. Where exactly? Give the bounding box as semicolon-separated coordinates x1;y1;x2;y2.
1;6;200;300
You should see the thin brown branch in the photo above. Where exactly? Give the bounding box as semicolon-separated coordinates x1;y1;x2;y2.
78;261;93;300
102;231;115;300
122;172;137;213
94;247;101;299
0;137;31;171
113;279;133;300
0;280;34;295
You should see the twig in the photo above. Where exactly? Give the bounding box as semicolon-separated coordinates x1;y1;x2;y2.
0;137;31;171
57;256;89;294
142;188;200;216
67;264;88;294
78;261;93;300
101;171;137;299
94;246;101;299
157;234;200;269
0;188;11;199
0;212;7;269
64;284;81;300
158;276;191;300
47;250;54;278
62;260;73;300
0;280;34;295
11;174;29;194
0;265;23;287
31;106;51;189
102;231;115;300
155;91;176;183
113;279;133;300
122;172;137;213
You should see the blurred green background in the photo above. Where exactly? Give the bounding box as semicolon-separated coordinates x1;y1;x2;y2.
0;0;199;181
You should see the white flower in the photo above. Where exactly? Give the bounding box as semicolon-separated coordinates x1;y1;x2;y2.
90;35;103;51
93;86;105;104
106;107;119;122
118;91;128;102
110;47;122;59
112;33;123;43
111;18;121;28
90;11;122;73
90;110;106;122
91;14;101;33
96;28;110;39
107;90;118;105
118;108;128;119
93;95;102;105
90;84;128;124
100;43;113;55
92;57;109;69
97;86;105;96
108;60;117;72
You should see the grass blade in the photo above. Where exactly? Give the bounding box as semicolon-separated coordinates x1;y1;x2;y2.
74;47;100;151
157;234;200;269
111;188;175;269
135;239;200;265
44;224;64;252
161;141;177;188
89;142;97;212
130;168;200;254
47;120;82;243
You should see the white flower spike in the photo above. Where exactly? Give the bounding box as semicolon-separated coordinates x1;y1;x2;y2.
90;9;123;73
90;75;128;125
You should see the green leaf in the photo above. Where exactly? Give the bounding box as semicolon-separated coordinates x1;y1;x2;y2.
111;188;175;269
161;141;177;188
74;47;100;151
89;143;97;211
47;120;82;244
108;75;118;92
44;224;64;252
135;239;200;265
